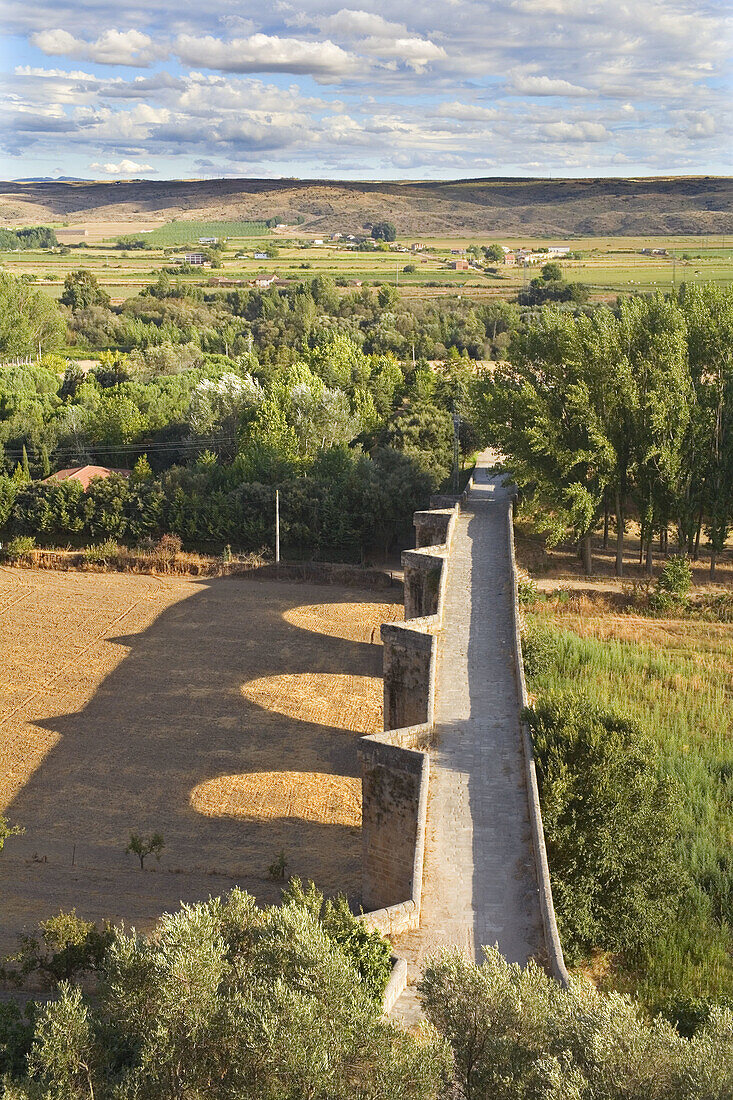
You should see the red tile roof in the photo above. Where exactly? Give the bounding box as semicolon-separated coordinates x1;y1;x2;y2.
43;465;131;490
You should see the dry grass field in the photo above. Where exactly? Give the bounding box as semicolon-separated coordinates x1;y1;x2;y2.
0;567;401;958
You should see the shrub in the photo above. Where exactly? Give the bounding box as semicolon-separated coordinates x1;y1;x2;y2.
282;878;392;1008
2;535;35;561
650;555;692;610
0;1001;37;1080
521;622;561;678
656;992;733;1038
267;849;288;880
516;568;538;606
83;538;120;565
14;890;446;1099
525;692;684;962
4;909;113;989
156;532;182;558
420;947;733;1099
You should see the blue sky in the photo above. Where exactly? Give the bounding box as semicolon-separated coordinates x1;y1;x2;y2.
1;0;731;180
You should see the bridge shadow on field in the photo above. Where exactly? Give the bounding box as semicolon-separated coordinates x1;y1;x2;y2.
1;575;392;948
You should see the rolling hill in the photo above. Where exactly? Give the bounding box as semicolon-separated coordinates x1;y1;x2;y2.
1;176;731;237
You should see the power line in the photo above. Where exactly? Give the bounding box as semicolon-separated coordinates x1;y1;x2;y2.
3;435;238;461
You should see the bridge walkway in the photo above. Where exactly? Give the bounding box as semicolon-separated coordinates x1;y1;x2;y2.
390;458;544;1021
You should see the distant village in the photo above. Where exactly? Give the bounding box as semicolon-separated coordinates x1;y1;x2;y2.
167;233;577;289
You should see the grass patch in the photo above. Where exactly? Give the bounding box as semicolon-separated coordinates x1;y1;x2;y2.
525;595;733;1006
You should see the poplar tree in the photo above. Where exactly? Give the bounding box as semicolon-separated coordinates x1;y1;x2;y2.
680;284;733;575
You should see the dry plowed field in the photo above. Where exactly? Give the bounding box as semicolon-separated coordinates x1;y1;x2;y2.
0;567;401;956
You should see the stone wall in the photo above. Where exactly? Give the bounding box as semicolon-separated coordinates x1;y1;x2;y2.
359;730;429;916
381;620;436;729
505;496;570;986
359;503;457;947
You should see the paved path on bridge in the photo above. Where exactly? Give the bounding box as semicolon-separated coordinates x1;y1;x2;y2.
391;459;543;1021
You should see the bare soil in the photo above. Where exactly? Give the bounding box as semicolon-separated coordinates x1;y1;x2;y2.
515;520;733;592
0;567;401;958
2;176;731;237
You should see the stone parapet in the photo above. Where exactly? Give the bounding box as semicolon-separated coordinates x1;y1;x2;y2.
505;495;570;987
358;503;457;967
413;508;455;549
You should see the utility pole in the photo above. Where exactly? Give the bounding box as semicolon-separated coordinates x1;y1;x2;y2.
275;489;280;566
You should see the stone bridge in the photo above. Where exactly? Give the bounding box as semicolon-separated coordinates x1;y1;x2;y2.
359;453;567;1018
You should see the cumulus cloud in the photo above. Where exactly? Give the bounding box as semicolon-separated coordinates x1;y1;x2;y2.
172;33;358;79
32;28;159;66
669;110;717;140
306;9;408;38
432;101;499;121
537;120;611;142
89;159;154;173
7;0;729;175
506;71;592;97
358;36;445;71
15;64;98;80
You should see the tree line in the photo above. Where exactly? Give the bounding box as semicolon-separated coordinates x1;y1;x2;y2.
0;227;58;251
481;284;733;574
1;893;730;1098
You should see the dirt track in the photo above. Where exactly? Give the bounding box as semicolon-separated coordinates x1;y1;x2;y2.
0;568;400;956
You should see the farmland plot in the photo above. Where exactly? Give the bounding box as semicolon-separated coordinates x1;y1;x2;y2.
0;568;399;956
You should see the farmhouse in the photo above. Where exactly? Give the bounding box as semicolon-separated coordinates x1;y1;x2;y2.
254;251;269;260
43;465;131;490
548;246;570;256
451;259;469;270
254;273;278;288
515;249;545;264
182;252;206;265
198;237;219;245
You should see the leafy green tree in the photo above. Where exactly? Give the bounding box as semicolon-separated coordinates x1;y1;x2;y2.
525;691;683;961
6;909;113;988
0;1001;37;1081
482;308;616;572
0;474;18;530
28;982;100;1099
679;284;733;574
20;890;447;1099
420;947;733;1100
621;293;691;574
377;284;399;310
60;269;110;312
541;261;563;281
379;405;453;492
0;272;65;358
371;221;397;242
0;814;22;851
282;878;392;1007
125;832;164;870
483;243;505;263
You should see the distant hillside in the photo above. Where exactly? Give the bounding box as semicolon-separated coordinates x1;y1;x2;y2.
1;176;731;237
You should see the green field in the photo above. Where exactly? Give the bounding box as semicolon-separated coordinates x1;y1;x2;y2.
139;220;269;245
2;230;733;302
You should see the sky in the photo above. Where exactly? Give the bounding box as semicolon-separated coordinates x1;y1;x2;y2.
1;0;731;180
